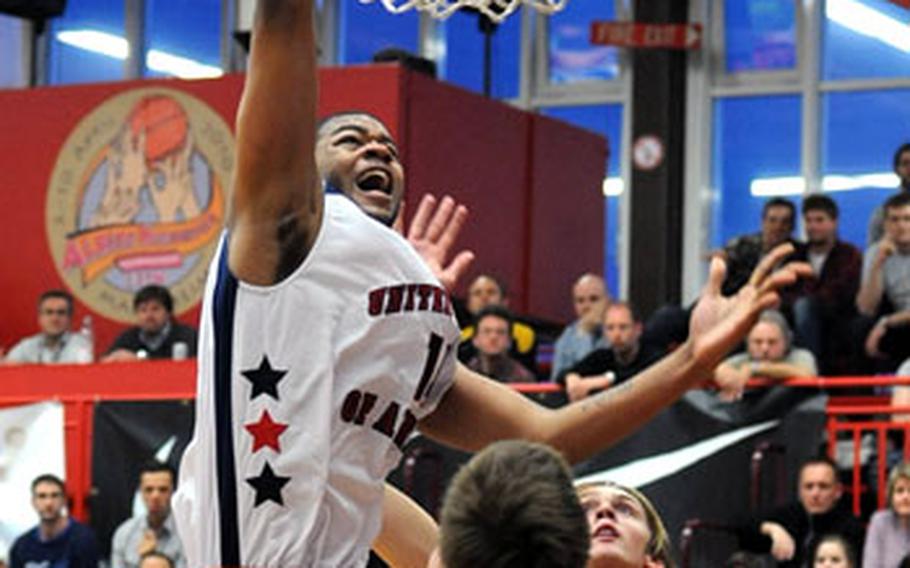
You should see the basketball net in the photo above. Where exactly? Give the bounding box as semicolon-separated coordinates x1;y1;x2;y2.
360;0;567;23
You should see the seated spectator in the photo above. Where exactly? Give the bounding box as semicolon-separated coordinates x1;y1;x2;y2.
785;195;861;375
458;274;538;374
576;481;675;568
867;142;910;246
10;474;99;568
813;534;856;568
856;192;910;370
464;306;535;383
139;552;174;568
111;461;185;568
735;457;864;568
434;440;589;568
862;462;910;568
720;197;799;296
3;290;92;364
103;285;197;362
713;310;817;401
551;273;610;380
557;302;663;402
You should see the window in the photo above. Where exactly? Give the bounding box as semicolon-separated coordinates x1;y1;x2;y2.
48;1;126;84
0;15;26;87
337;0;419;65
822;0;910;81
723;0;796;73
144;0;222;79
547;1;619;84
439;9;521;99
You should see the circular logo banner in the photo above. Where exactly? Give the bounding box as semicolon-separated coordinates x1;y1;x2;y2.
46;87;234;322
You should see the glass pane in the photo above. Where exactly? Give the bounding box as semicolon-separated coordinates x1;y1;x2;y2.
144;0;222;79
541;104;623;297
548;1;619;84
724;0;796;73
48;1;126;84
0;15;26;87
338;0;419;65
821;90;910;248
823;0;910;81
440;9;521;99
711;96;801;248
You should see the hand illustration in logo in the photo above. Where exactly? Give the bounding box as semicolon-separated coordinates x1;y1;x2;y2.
90;126;148;228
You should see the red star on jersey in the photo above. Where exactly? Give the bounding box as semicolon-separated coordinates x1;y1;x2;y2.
244;410;288;453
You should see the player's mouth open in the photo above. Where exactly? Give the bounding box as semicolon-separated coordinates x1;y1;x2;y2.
356;169;392;195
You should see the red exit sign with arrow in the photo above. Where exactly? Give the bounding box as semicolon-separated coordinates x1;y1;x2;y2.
591;21;703;50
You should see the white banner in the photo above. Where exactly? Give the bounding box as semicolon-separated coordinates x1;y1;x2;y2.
0;401;65;561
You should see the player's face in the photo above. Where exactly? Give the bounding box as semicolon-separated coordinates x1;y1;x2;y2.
579;485;664;568
467;276;504;315
804;210;837;246
32;481;66;523
761;205;794;248
746;321;786;362
572;277;606;320
315;115;404;224
136;300;170;335
891;476;910;517
38;297;71;338
604;306;639;354
140;471;174;517
799;463;841;515
473;315;510;356
814;540;850;568
884;204;910;246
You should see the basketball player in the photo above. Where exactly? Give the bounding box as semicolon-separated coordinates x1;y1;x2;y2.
172;1;811;566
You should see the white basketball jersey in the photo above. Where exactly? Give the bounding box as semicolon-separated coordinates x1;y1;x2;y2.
173;194;461;567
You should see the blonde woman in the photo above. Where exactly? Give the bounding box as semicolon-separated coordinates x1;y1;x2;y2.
863;462;910;568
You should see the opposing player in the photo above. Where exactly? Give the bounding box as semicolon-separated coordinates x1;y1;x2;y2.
172;1;811;566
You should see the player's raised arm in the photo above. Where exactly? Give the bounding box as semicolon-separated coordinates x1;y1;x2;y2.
229;0;322;285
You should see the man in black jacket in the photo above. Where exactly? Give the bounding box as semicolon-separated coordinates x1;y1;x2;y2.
736;457;864;567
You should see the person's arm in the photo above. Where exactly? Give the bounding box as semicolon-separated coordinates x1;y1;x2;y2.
228;0;322;285
420;244;811;463
857;241;893;316
372;485;438;568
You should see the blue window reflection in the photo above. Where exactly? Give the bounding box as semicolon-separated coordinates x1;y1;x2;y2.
0;15;25;87
711;96;801;248
724;0;796;73
338;1;419;65
548;2;619;84
48;1;126;85
821;89;910;248
144;0;222;79
823;0;910;81
541;105;622;297
440;9;521;99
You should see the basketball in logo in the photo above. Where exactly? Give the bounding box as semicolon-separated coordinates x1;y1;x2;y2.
46;87;234;322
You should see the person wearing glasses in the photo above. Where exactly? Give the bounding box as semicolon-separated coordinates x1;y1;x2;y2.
3;290;92;364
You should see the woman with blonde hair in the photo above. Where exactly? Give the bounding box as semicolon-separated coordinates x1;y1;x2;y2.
863;461;910;567
576;481;675;568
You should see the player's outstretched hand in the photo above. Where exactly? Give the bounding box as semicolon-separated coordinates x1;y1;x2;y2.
689;243;812;373
404;194;475;291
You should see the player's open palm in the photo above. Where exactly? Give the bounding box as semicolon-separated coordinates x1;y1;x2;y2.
405;194;475;291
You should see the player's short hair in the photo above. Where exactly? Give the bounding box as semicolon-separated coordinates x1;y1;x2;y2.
37;290;74;315
802;194;839;220
133;285;174;313
31;473;66;494
439;440;589;568
316;111;389;142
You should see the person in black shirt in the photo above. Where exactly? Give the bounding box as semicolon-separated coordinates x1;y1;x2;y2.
103;285;197;361
557;302;663;402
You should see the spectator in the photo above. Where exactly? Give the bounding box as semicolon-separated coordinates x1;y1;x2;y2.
856;192;910;370
464;306;535;383
576;481;675;568
3;290;92;364
103;285;197;362
458;274;538;374
720;198;798;296
558;302;663;402
712;310;817;400
138;552;174;568
862;462;910;568
735;457;864;568
868;142;910;245
9;474;99;568
813;534;855;568
551;273;610;380
111;462;185;568
786;195;861;374
434;440;589;568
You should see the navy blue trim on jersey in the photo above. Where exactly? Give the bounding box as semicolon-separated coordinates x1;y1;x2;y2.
212;238;240;565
